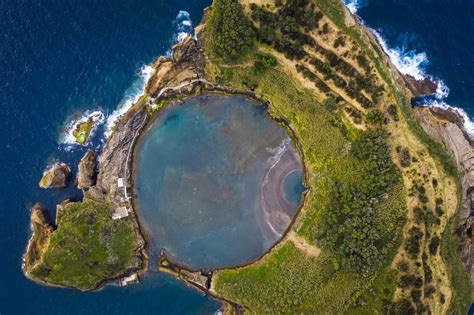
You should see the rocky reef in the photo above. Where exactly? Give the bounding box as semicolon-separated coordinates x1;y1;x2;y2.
39;163;70;189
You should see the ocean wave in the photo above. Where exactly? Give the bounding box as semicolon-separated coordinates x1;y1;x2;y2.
435;80;450;99
372;30;428;81
173;10;194;44
104;65;155;137
342;0;367;14
60;110;105;150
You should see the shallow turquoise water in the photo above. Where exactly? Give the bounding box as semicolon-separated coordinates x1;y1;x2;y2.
282;170;305;205
136;94;303;270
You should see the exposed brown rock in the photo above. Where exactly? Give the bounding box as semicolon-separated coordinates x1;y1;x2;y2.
180;269;210;290
77;150;97;190
39;163;70;189
146;34;205;98
404;75;438;97
457;216;474;284
23;204;54;274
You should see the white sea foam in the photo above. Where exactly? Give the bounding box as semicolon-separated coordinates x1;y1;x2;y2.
426;100;474;136
372;29;428;81
435;80;450;99
104;65;155;137
341;0;474;138
60;110;105;150
173;10;193;44
343;0;367;14
370;29;473;137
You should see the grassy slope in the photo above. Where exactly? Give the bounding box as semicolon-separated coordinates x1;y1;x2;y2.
315;0;471;312
209;0;470;312
29;199;140;290
208;59;406;313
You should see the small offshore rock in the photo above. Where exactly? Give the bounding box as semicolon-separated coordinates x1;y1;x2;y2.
39;163;70;189
77;150;97;190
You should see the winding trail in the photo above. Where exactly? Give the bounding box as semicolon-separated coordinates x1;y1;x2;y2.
287;232;321;258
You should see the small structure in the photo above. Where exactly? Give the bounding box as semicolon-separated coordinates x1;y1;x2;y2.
117;178;124;188
119;273;139;286
112;207;129;220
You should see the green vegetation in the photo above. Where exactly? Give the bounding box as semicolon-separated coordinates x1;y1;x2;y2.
209;0;470;313
72;118;93;145
209;61;406;312
366;109;384;125
209;0;254;62
28;199;141;290
442;218;472;313
319;129;402;272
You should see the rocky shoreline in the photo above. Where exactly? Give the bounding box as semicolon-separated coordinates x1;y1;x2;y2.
345;3;474;288
414;106;474;284
23;2;473;309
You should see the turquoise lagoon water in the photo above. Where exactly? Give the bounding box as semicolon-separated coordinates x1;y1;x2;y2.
282;170;305;205
136;94;304;270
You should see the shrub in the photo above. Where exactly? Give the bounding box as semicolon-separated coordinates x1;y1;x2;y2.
429;235;440;255
405;227;423;256
366;109;385;125
400;147;411;167
323;96;337;112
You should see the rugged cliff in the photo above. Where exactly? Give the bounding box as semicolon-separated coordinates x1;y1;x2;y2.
415;106;474;284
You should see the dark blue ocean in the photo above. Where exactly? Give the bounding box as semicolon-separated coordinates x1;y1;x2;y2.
1;0;473;313
344;0;474;134
0;0;222;314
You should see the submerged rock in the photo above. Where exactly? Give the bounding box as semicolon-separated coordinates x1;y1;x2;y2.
77;150;97;190
39;163;70;189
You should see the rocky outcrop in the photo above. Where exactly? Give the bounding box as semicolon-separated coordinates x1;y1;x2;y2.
457;216;474;284
404;75;438;97
97;34;207;206
23;204;54;275
39;163;70;189
77;150;97;190
146;34;205;98
95;106;148;204
415;106;474;284
180;269;211;290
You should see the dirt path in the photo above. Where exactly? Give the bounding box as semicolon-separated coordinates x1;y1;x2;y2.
287;232;321;258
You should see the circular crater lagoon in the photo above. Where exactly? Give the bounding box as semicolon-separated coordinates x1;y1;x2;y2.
135;94;304;270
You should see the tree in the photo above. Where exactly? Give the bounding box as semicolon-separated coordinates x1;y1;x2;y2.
211;0;255;62
366;109;384;125
323;96;337;112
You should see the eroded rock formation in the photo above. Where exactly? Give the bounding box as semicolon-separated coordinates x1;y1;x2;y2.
39;163;70;189
23;204;54;275
77;150;97;190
